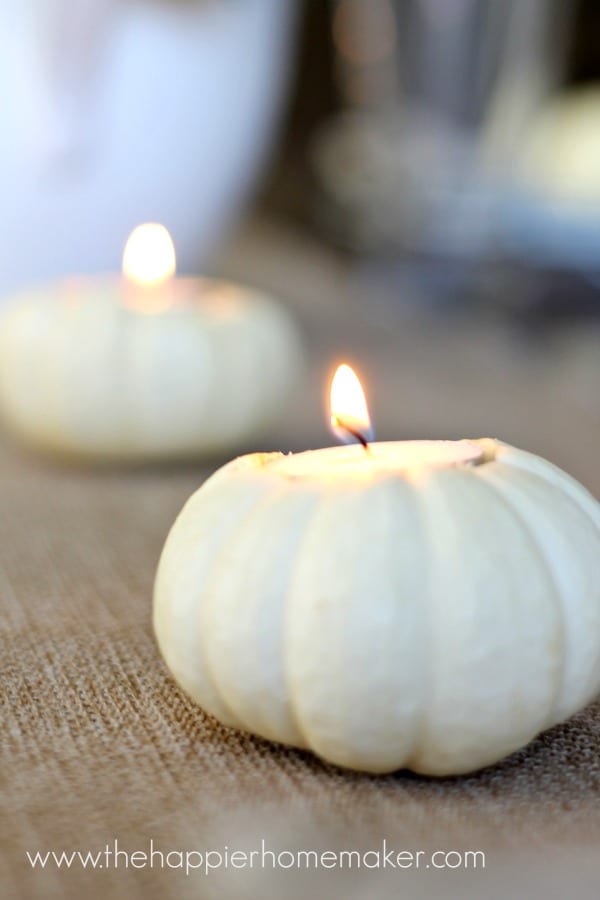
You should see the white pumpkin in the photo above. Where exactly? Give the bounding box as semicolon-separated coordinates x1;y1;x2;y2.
0;279;302;461
153;438;600;775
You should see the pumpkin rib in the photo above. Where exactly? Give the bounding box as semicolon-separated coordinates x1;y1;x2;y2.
398;471;436;773
283;480;427;770
478;459;600;720
360;475;429;771
282;486;351;757
197;482;287;735
474;463;567;729
408;466;561;774
202;482;319;747
155;477;272;730
497;445;600;536
281;486;359;754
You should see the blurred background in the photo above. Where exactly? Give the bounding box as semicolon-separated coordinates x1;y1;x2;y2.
2;6;600;898
1;0;599;487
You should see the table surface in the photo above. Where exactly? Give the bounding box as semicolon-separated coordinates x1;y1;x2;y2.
2;216;600;899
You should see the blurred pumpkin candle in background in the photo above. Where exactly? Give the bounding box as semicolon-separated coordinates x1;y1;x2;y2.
154;364;600;776
0;223;303;463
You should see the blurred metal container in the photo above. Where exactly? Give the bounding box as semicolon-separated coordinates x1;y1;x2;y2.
311;0;575;264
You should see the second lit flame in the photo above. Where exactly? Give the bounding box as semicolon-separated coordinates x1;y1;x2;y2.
330;363;374;446
122;223;176;288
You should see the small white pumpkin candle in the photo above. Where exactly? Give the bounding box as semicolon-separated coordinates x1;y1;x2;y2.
0;224;302;462
154;365;600;776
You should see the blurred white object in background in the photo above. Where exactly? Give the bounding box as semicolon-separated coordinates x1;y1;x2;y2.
0;0;297;297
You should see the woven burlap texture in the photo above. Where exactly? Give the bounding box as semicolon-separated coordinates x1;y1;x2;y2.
1;443;600;899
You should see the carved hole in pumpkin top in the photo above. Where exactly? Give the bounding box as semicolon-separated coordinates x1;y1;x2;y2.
264;440;487;483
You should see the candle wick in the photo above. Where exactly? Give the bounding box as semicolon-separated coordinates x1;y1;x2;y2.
334;418;370;452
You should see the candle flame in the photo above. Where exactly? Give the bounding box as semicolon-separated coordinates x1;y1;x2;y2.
329;363;374;446
122;223;176;288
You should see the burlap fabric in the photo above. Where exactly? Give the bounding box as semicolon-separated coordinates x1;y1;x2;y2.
2;441;600;900
2;222;600;897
